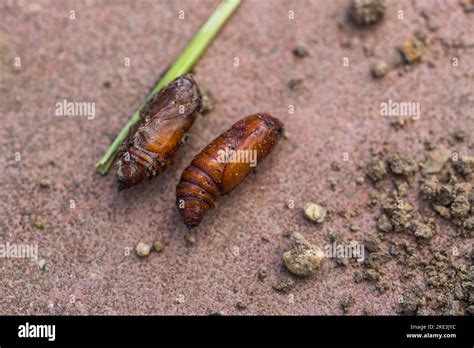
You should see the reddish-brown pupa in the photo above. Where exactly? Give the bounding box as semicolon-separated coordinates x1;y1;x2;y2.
176;113;284;229
117;74;202;190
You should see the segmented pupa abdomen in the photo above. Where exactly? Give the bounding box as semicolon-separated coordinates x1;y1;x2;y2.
176;113;284;229
117;74;202;190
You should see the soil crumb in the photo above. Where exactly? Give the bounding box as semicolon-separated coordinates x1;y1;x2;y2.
272;276;295;293
153;240;165;253
340;294;355;314
292;44;309;58
360;147;473;315
366;159;387;182
258;268;268;281
349;0;386;25
282;232;325;276
401;39;423;64
387;151;418;177
398;284;427;314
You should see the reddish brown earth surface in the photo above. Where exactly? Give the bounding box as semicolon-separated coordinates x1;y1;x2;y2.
1;0;472;315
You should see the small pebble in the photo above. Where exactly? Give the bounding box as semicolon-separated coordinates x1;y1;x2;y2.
258;268;268;281
363;43;375;57
185;232;196;246
282;233;325;276
327;177;337;191
349;0;386;25
153;240;165;253
452;129;466;143
330;161;341;171
292;44;309;58
336;256;349;267
303;203;327;223
38;259;46;271
288;78;303;90
389;244;400;257
371;60;388;78
340;295;355;314
38;178;52;189
349;224;360;232
401;39;422;64
135;242;151;257
390;118;406;130
235;301;247;310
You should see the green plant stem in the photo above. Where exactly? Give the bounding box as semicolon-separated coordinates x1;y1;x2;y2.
95;0;241;175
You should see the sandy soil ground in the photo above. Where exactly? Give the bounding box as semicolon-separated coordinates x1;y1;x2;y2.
1;0;472;315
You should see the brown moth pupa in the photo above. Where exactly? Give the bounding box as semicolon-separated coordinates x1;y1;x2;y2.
176;113;284;229
117;74;202;190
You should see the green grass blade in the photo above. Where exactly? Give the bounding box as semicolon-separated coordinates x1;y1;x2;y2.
95;0;241;175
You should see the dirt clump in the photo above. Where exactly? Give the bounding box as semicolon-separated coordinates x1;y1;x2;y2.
292;44;309;58
38;178;52;189
288;77;303;90
153;240;165;253
364;233;382;252
330;161;341;171
340;294;355;314
379;196;414;233
411;221;435;241
398;284;427;314
258;268;268;281
454;155;474;178
349;0;386;25
420;175;472;237
185;232;197;246
363;268;382;282
282;233;325;276
360;147;473;315
272;276;295;293
387;151;418;177
451;129;466;143
364;251;390;270
366;159;387;182
328;177;337;191
460;0;474;13
235;301;247;310
421;249;471;315
400;39;423;64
